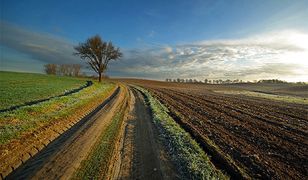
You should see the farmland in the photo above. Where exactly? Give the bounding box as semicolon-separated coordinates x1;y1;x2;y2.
1;72;307;179
3;0;308;179
122;79;308;179
0;72;119;178
0;71;87;110
136;86;227;179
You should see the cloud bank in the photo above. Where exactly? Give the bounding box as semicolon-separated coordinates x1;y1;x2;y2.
109;30;308;81
1;22;307;81
0;22;82;66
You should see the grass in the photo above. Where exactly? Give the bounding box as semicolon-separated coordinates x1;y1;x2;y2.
0;81;116;144
74;95;127;180
215;90;308;104
136;86;228;180
0;71;86;110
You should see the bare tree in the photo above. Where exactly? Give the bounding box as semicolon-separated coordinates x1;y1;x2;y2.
72;64;81;77
44;64;57;75
59;64;70;76
74;35;122;82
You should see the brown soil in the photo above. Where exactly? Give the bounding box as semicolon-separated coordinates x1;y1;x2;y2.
120;79;308;180
113;87;180;180
5;87;124;180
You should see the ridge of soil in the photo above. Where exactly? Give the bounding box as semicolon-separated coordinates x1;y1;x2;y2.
146;86;308;179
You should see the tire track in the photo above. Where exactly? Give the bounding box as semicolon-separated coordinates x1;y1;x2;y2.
5;87;120;180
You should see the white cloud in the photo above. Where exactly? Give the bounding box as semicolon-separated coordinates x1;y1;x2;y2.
1;21;307;81
109;30;308;81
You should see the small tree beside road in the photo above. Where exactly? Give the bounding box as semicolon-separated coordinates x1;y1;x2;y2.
74;35;122;82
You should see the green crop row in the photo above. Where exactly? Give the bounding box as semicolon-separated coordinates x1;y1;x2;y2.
136;86;228;180
0;81;116;144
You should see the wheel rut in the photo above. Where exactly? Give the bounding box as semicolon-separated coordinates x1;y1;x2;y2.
6;87;121;180
114;87;179;180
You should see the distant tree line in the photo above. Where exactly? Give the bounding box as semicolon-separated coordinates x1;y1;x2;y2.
165;78;243;84
165;78;306;84
44;64;82;77
257;79;286;84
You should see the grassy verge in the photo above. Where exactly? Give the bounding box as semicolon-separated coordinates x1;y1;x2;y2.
0;82;116;144
73;93;127;180
214;90;308;104
0;71;87;110
135;86;228;180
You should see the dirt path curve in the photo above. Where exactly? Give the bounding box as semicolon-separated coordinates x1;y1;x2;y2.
113;87;179;180
6;87;123;180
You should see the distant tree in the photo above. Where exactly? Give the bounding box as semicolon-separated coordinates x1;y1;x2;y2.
74;35;122;82
234;79;239;83
258;79;286;84
296;81;306;85
44;64;82;77
72;64;81;77
59;64;69;76
204;79;208;84
44;64;57;75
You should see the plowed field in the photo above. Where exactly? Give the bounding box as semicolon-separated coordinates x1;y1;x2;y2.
126;80;308;179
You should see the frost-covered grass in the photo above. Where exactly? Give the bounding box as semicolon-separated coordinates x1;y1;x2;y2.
136;86;228;180
215;90;308;104
0;81;116;144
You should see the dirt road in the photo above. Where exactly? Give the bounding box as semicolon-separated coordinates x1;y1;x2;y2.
5;86;179;180
6;87;122;180
114;88;179;180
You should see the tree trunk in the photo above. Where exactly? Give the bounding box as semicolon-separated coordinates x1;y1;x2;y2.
98;72;102;82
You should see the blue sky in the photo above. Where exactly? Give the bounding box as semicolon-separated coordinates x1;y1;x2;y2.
1;0;308;81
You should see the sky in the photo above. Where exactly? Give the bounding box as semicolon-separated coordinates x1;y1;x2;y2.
1;0;308;82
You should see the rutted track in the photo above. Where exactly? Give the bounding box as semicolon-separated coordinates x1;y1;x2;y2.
5;86;121;179
113;87;179;180
144;86;308;179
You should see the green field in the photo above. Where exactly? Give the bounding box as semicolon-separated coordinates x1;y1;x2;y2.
0;71;116;144
0;71;87;110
